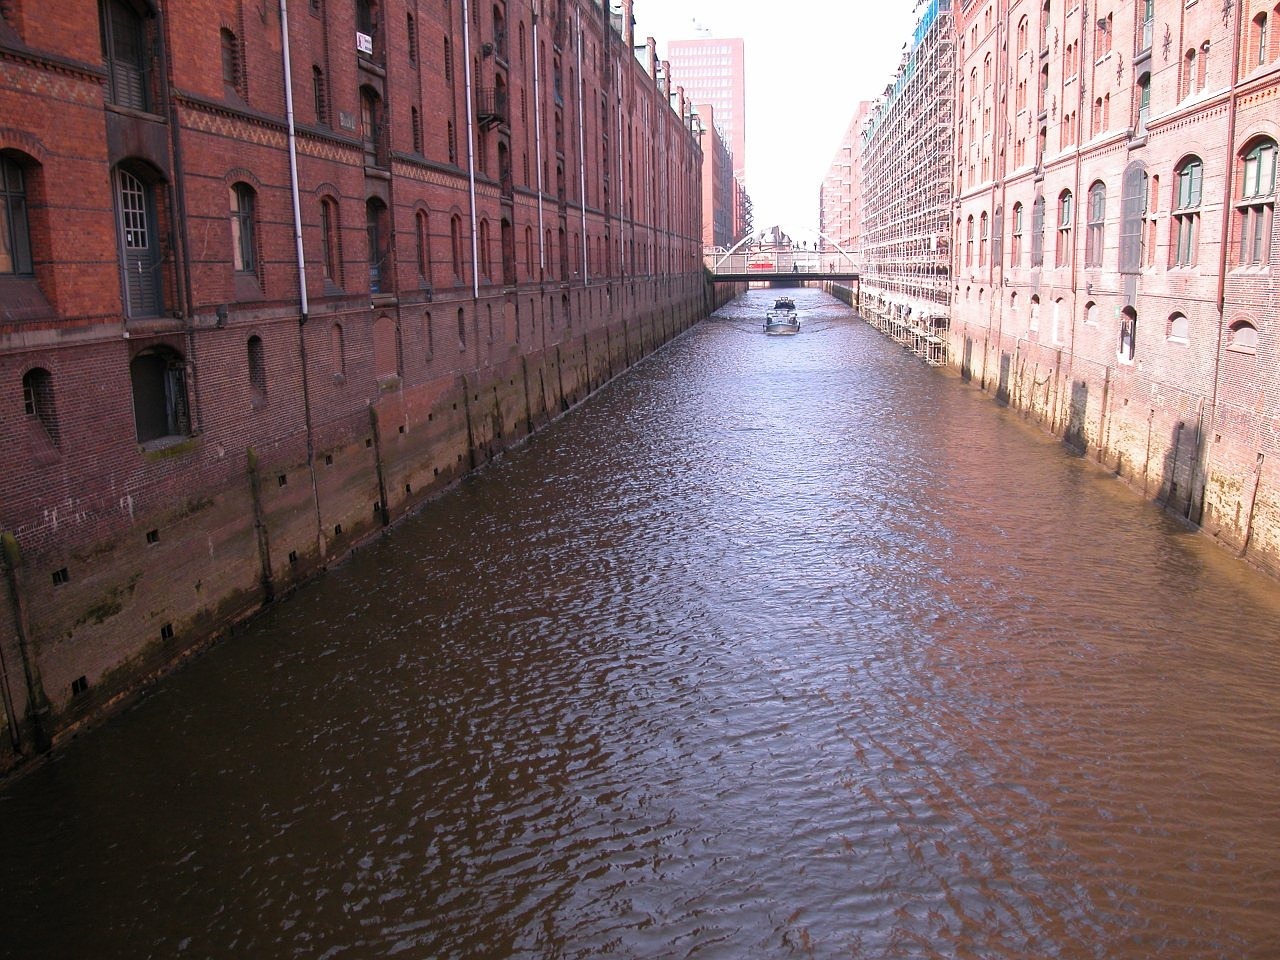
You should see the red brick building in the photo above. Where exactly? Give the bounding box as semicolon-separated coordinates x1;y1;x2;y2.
0;0;707;768
949;0;1280;569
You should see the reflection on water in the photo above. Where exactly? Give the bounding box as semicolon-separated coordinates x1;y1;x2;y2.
3;289;1279;959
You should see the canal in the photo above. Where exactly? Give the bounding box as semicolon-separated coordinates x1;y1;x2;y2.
2;289;1279;959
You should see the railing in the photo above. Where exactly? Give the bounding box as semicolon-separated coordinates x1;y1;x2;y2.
704;247;861;277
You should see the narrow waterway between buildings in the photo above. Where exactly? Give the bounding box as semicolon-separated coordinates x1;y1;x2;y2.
3;289;1279;959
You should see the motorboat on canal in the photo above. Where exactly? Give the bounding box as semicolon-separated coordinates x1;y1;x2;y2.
764;299;801;335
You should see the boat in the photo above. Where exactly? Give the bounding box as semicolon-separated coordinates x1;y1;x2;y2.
772;296;796;311
763;308;801;335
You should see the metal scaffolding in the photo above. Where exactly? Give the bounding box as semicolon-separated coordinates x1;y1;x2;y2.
858;0;954;365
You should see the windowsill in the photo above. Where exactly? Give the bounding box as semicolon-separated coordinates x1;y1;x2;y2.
1226;345;1257;356
1167;336;1190;346
140;435;198;458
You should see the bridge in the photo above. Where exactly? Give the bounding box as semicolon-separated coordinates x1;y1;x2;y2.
703;232;860;286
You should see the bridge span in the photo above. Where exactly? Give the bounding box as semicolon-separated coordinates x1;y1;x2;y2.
703;245;861;290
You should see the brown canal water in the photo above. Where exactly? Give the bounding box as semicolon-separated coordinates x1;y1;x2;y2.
3;289;1279;959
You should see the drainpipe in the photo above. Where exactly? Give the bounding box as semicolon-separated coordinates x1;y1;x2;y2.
463;0;480;300
1203;0;1246;524
279;0;323;555
533;6;546;277
576;8;589;283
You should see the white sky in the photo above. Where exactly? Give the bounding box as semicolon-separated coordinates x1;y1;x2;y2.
631;1;923;238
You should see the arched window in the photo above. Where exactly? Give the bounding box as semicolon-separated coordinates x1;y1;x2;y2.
1056;190;1073;267
320;196;341;283
1029;294;1041;332
1251;12;1269;70
1016;16;1028;57
1010;201;1023;267
130;346;190;443
979;211;989;267
1085;180;1106;267
450;213;464;278
100;0;151;111
1;155;33;275
1084;300;1098;326
478;218;491;278
1118;306;1137;361
1171;156;1203;267
247;335;267;407
330;322;345;376
220;28;242;97
1030;194;1045;267
22;367;58;444
416;210;431;280
1229;320;1259;353
965;215;974;267
1167;312;1189;343
230;183;257;274
1237;138;1276;266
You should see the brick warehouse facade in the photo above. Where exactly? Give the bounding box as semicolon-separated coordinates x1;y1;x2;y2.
0;0;711;770
948;0;1280;574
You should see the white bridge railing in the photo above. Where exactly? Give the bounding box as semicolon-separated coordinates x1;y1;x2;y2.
704;247;860;277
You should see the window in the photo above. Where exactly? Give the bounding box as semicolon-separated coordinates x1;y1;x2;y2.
1228;320;1259;353
247;335;266;407
1237;138;1276;266
407;12;417;64
416;210;430;280
115;165;164;317
979;212;988;267
1172;157;1202;267
0;156;33;275
1139;0;1154;52
230;183;256;274
450;213;464;278
1118;306;1137;361
1031;195;1045;267
320;196;340;282
411;106;422;152
130;346;190;443
1084;300;1098;325
101;0;151;111
1251;13;1269;70
22;367;58;444
366;197;389;293
312;66;327;124
1029;294;1041;332
220;28;242;96
965;215;974;267
1095;13;1112;55
331;322;346;376
1011;202;1024;267
1056;190;1073;267
1119;163;1147;273
1167;312;1189;343
1086;181;1105;267
1135;72;1150;134
1017;15;1028;56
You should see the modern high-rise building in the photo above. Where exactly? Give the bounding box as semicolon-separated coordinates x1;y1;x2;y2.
665;37;747;181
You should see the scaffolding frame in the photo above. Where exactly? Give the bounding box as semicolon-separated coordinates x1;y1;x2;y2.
859;0;954;365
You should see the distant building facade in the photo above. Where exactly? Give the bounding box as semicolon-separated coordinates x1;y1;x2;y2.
820;101;873;257
0;0;708;768
694;102;738;248
858;0;956;330
665;37;747;181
